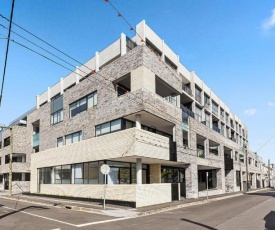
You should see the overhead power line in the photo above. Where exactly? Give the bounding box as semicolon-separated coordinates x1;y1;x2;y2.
0;23;90;77
0;0;16;107
0;13;91;71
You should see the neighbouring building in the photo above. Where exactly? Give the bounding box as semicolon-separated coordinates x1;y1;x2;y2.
0;20;272;207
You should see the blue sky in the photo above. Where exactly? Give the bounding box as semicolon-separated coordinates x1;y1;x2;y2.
1;0;275;164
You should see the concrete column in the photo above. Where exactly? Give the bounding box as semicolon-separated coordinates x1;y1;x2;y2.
259;174;263;188
135;20;146;46
76;66;80;84
204;139;209;158
36;95;40;109
136;158;142;185
95;52;99;72
177;55;180;74
47;87;51;102
161;40;165;61
185;163;198;199
150;164;161;183
60;78;64;95
135;114;141;129
217;168;225;193
176;95;180;108
252;173;257;189
173;125;176;142
22;173;25;181
120;33;127;56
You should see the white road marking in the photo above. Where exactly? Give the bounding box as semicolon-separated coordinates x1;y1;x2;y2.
3;206;77;227
2;205;136;228
76;217;133;227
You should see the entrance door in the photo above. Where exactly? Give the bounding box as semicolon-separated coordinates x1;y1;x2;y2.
171;183;179;201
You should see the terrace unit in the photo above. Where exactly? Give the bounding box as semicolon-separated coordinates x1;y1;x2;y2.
0;20;271;207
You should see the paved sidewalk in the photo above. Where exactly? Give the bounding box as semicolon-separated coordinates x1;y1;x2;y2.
0;188;270;218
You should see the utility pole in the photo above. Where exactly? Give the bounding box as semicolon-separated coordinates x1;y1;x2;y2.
0;125;13;196
245;148;250;192
268;159;271;188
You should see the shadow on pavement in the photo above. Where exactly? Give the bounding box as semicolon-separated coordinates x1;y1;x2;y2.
246;191;275;198
264;211;275;230
0;205;49;220
181;218;218;230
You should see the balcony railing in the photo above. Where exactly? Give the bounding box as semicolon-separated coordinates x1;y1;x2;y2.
231;137;236;142
181;105;195;118
182;84;193;97
33;133;40;147
212;125;220;133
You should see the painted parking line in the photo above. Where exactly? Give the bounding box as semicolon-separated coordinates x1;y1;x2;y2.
2;206;135;228
3;206;78;227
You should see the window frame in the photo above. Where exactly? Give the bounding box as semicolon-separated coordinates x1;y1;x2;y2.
69;91;97;118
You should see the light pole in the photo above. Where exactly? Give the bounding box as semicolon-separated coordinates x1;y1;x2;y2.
0;125;13;196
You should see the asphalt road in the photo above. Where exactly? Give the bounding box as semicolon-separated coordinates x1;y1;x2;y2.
0;189;274;230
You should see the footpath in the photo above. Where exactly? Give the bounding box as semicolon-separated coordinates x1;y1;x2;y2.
0;188;271;218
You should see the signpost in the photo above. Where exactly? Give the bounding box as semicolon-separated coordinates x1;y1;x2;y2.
206;172;209;201
100;164;110;209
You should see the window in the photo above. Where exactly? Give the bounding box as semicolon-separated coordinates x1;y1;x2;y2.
161;167;185;183
54;165;71;184
4;137;10;147
205;112;210;127
212;101;218;116
51;95;63;125
195;106;202;122
197;144;205;158
57;137;63;147
39;168;52;184
96;119;122;136
204;94;210;108
65;131;82;145
51;110;63;125
235;152;238;161
70;91;97;117
195;86;202;104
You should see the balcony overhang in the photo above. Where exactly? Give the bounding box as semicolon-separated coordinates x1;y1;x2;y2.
124;111;174;135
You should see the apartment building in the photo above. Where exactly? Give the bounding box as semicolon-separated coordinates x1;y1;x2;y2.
0;20;271;207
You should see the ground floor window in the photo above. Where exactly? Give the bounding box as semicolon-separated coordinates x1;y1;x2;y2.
38;160;149;185
198;170;214;191
161;166;185;183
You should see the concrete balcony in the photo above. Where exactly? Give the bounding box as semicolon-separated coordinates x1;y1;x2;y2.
31;128;171;169
0;162;29;174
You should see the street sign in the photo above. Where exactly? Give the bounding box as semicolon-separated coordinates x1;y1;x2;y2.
100;164;110;175
100;164;110;210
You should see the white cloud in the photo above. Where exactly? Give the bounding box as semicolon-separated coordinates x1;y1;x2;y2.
244;109;256;116
263;8;275;30
268;101;275;107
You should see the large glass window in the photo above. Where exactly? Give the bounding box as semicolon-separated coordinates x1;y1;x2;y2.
161;167;185;183
54;165;71;184
96;119;122;136
70;92;97;117
39;167;52;184
65;131;82;145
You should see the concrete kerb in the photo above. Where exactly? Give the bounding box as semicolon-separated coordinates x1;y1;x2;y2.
0;188;270;218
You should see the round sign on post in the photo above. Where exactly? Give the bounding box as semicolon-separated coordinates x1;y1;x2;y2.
100;164;110;210
101;164;110;175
